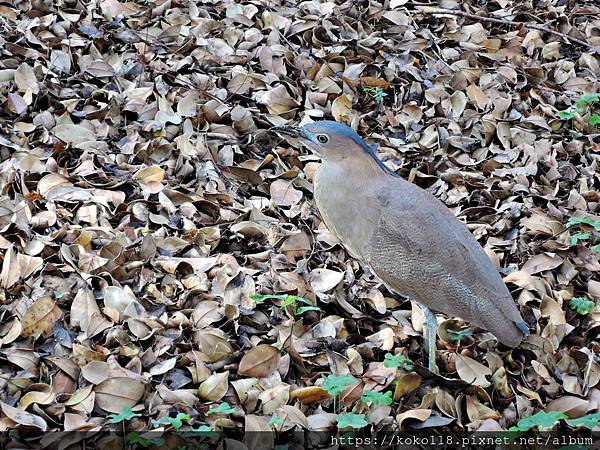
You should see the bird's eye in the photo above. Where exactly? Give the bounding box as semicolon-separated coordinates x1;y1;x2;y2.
316;134;329;144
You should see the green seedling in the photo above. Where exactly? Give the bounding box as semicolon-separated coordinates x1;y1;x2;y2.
127;432;165;448
151;412;192;430
360;390;393;406
322;373;358;396
268;416;285;428
322;373;358;413
363;86;388;104
575;93;600;106
568;411;600;429
566;216;600;253
336;412;368;429
206;402;235;416
570;232;591;245
251;294;321;316
448;327;474;343
560;93;600;127
107;406;142;424
184;424;220;441
509;410;568;432
566;216;600;231
383;353;414;370
107;406;143;443
569;297;595;315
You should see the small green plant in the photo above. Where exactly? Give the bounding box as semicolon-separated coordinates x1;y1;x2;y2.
566;216;600;253
322;373;358;413
206;402;235;416
569;297;595;315
107;406;142;444
567;216;600;231
127;432;165;447
107;406;142;424
360;390;393;406
509;410;567;432
363;86;388;104
560;93;600;127
151;412;192;430
322;373;358;396
336;412;368;429
383;353;414;370
268;415;285;428
448;326;474;343
187;424;212;433
251;294;321;316
568;411;600;428
570;232;591;245
184;424;218;439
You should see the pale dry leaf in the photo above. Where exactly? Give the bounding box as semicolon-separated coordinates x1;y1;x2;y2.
270;179;303;207
21;296;62;339
132;165;165;194
238;344;281;378
0;244;19;289
331;94;353;123
52;124;96;145
396;409;431;429
0;402;46;431
455;354;492;388
94;377;145;413
308;268;344;293
197;371;229;402
14;63;39;94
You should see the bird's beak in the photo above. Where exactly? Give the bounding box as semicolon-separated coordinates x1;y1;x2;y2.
271;126;317;144
271;125;301;137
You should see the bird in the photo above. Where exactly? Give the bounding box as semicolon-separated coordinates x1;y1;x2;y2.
272;120;529;372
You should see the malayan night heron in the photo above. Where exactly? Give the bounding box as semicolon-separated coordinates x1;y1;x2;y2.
273;120;529;372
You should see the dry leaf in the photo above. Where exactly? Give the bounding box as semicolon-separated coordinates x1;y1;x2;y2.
308;268;344;293
455;354;492;388
52;124;96;145
198;372;229;402
94;377;145;413
238;345;280;378
331;94;353;123
21;296;62;339
0;0;598;435
0;402;46;431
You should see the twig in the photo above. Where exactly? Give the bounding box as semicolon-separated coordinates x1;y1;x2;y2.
415;7;598;51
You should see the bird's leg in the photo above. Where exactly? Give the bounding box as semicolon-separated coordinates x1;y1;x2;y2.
420;305;439;373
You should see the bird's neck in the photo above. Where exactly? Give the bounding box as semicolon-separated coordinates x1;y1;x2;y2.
322;151;391;180
313;152;391;260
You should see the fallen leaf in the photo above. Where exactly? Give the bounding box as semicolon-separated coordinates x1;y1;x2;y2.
21;296;62;339
331;94;354;123
238;345;280;378
455;354;492;388
308;268;344;293
94;377;145;413
52;124;96;145
198;372;229;402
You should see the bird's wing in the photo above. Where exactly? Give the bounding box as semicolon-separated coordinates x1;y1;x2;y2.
365;179;526;345
368;182;493;290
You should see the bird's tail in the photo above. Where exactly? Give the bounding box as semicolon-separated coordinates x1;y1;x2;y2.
488;318;529;347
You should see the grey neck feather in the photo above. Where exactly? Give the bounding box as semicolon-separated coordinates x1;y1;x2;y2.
344;133;398;177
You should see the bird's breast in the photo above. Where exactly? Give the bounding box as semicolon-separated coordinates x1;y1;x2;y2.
313;164;381;260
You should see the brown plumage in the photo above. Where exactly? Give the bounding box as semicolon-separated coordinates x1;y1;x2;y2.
273;121;529;357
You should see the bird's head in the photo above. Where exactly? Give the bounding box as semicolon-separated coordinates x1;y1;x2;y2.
272;120;373;162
